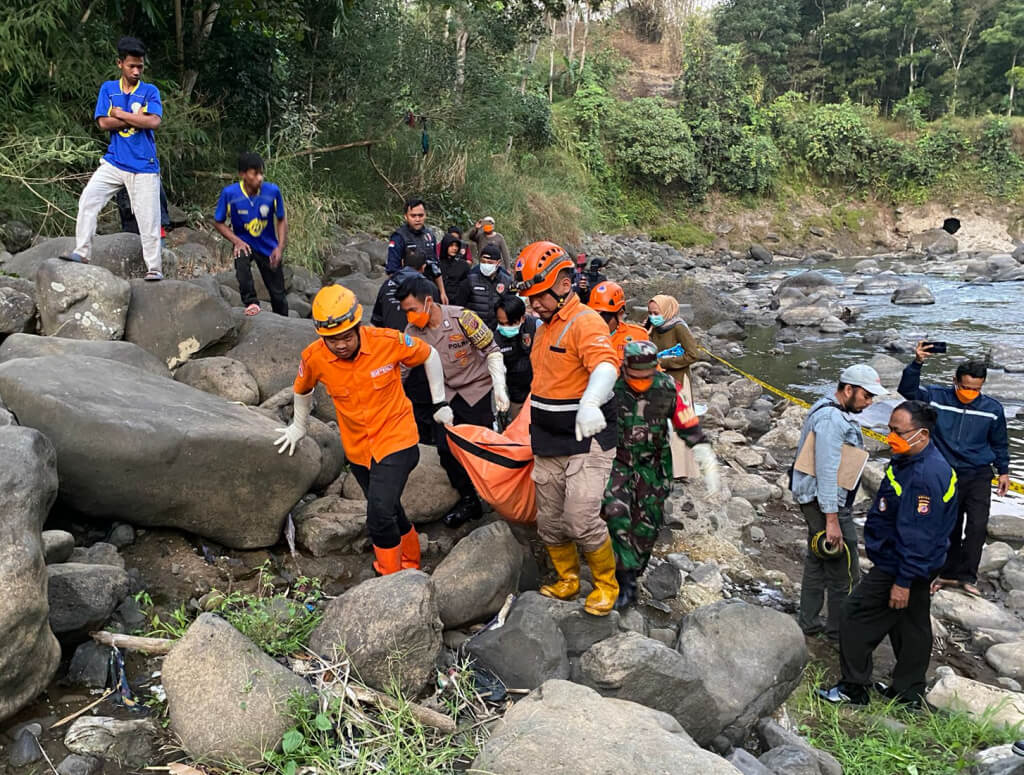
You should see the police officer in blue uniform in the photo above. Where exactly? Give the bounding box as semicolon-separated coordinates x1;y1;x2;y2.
818;400;958;708
214;152;289;316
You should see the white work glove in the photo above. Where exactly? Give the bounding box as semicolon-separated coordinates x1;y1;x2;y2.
575;361;617;442
692;442;720;495
424;348;454;425
274;390;313;456
486;351;510;413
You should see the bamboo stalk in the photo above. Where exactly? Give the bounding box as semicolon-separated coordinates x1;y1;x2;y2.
90;631;175;655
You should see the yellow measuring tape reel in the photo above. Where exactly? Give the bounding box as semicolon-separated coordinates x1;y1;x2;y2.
809;531;855;592
697;345;1024;496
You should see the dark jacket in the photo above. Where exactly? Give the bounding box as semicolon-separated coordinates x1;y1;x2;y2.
864;441;958;587
459;265;513;330
898;361;1010;475
439;254;470;303
496;315;538;403
371;267;439;331
386;224;437;275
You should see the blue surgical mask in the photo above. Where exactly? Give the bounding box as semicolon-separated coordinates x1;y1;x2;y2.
480;263;498;277
497;324;521;338
648;314;664;327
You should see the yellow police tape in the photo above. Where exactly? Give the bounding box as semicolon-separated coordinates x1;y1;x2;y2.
697;345;1024;497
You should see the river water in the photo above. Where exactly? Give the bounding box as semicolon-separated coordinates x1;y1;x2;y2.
729;257;1024;518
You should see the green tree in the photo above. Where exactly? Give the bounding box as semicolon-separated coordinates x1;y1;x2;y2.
608;98;698;188
980;0;1024;115
715;0;802;95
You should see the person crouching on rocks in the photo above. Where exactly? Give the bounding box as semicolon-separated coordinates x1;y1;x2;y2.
274;284;453;575
602;340;720;609
818;400;957;708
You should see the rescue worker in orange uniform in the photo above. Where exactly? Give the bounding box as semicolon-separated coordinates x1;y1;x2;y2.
587;280;649;361
515;241;620;616
274;284;453;575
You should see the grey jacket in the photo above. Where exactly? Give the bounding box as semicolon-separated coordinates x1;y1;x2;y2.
790;396;865;514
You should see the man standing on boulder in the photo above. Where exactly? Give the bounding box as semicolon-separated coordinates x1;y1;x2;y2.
791;364;887;641
274;284;453;575
899;346;1010;596
514;241;620;616
386;198;448;302
819;401;957;708
61;37;165;281
214;152;289;317
396;275;510;529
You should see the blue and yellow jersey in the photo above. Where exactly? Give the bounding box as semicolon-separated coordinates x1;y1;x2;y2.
214;181;285;256
93;78;163;174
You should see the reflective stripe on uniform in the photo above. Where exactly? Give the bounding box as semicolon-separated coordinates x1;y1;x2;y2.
553;310;591;348
885;465;902;496
944;470;958;503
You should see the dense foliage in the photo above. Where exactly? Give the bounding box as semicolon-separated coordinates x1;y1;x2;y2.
1;0;1023;258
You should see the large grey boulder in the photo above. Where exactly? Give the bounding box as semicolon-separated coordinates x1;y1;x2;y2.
530;594;621;655
403;444;460;522
0;287;35;334
0;333;169;377
162;613;312;764
471;679;741;775
986;641;1024;681
853;271;904;295
910;229;957;255
432;521;524;628
927;672;1024;728
987;343;1024;374
990;515;1024;543
173;356;260;405
467;592;570;690
931;589;1022;631
47;562;130;635
64;716;158;768
674;600;806;745
776;271;835;293
0;355;321;549
0;426;61;722
223;312;318;402
35;259;130;340
891;282;935;305
309;571;442;695
124;279;236;368
6;234;147;280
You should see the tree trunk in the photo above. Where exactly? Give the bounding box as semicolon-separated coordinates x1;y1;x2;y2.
521;39;540;95
548;16;556;102
566;9;577;84
1010;50;1018;117
908;34;915;94
182;1;222;100
579;5;590;79
174;0;184;84
454;29;469;95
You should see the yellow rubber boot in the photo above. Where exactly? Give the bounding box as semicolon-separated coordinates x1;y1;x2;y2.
540;543;581;600
399;527;421;570
583;537;619;616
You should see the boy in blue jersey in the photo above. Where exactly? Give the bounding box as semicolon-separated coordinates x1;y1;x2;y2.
214;152;289;316
61;37;165;281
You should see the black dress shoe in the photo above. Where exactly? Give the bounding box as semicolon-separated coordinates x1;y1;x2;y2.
614;570;637;610
442;495;483;528
817;683;869;706
873;681;933;712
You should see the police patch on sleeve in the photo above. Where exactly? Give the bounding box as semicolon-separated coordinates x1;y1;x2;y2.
917;495;930;514
878;497;886;512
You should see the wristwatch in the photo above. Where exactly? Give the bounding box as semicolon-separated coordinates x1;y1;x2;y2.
432;400;449;411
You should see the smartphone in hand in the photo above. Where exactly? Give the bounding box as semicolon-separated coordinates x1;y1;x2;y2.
922;341;947;353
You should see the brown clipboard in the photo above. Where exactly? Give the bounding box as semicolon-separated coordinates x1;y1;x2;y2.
794;431;870;491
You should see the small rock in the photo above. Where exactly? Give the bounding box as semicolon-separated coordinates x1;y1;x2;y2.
758;744;820;775
56;755;100;775
666;553;696;573
42;530;75;564
927;673;1024;728
64;716;158;768
8;728;43;767
105;523;135;548
727;748;774;775
68;542;124;568
997;677;1023;692
67;642;110;688
749;526;766;542
618;607;647;636
643;562;682;601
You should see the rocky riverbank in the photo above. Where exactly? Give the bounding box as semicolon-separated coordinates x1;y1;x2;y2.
2;219;1024;774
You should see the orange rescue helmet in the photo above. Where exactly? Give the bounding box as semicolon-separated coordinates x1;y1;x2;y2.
588;281;626;312
312;284;362;336
514;241;574;297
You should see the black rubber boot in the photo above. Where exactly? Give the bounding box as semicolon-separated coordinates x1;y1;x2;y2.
442;495;483;529
614;569;637;610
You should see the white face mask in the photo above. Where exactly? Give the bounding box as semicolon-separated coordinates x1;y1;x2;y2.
480;263;498;277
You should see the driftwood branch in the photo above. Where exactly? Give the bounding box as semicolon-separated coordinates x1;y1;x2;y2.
366;145;405;202
328;683;456;733
280;139;380;160
90;630;175;655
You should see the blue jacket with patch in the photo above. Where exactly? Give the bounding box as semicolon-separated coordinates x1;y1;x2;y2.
864;442;958;587
898;361;1010;475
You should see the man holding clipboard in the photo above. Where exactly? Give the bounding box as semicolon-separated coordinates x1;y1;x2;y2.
791;364;888;641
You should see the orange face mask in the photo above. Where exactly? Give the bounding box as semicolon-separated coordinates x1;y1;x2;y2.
483;224;495;234
886;428;923;455
406;304;430;328
626;376;654;393
955;385;980;404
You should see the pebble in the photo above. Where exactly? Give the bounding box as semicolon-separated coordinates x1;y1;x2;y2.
666;552;696;573
997;677;1023;692
106;523;136;548
8;728;42;767
749;526;766;542
56;755;101;775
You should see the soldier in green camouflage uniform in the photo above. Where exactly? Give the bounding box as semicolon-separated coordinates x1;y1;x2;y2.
603;340;720;608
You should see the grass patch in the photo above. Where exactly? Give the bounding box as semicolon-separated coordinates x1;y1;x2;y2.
649;218;714;248
792;664;1021;774
135;561;324;657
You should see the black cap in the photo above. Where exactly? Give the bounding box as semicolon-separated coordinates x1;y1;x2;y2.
481;243;502;260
